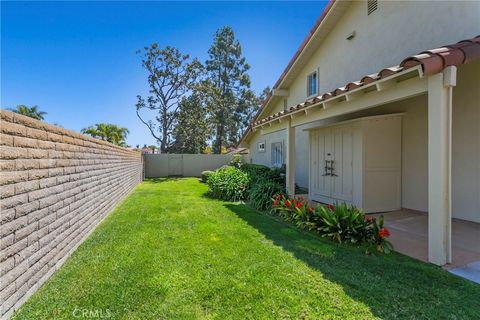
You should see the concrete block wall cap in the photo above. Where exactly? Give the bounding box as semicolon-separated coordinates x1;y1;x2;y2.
1;110;139;154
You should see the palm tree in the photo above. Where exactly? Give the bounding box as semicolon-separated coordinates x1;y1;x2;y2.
7;105;47;120
81;123;129;146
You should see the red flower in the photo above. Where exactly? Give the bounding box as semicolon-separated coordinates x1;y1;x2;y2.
327;204;335;211
295;201;303;209
378;228;390;239
285;199;292;209
364;215;376;223
273;199;279;207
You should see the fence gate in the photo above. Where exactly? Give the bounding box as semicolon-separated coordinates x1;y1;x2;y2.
143;153;249;178
168;154;183;176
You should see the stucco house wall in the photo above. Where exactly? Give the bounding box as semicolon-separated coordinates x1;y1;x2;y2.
286;1;480;108
249;129;285;168
246;1;479;223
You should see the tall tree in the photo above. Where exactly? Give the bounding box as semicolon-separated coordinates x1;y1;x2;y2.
170;92;211;154
7;105;47;120
81;123;129;146
135;44;202;153
239;86;271;138
205;26;254;153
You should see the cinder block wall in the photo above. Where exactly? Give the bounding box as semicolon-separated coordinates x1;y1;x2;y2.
0;110;143;318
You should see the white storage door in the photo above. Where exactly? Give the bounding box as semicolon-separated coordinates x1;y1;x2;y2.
331;126;353;202
311;129;333;198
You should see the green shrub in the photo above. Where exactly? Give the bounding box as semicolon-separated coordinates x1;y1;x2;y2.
200;170;214;183
239;163;271;177
207;166;250;201
240;163;285;186
228;154;244;168
249;178;285;211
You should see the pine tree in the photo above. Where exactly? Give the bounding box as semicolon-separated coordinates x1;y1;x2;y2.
170;92;210;154
205;26;254;153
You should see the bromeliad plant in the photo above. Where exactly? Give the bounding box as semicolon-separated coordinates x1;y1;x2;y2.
271;194;393;253
272;194;316;229
315;203;369;244
365;214;394;254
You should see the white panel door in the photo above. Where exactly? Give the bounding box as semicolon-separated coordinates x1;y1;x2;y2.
331;126;353;202
311;129;333;198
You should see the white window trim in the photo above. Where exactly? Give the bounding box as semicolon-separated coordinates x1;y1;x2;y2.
271;141;284;168
307;70;318;98
258;141;266;153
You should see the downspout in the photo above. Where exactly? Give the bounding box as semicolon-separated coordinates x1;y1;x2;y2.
443;66;457;264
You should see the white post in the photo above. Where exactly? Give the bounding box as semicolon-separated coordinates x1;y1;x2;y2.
427;66;456;265
286;119;296;196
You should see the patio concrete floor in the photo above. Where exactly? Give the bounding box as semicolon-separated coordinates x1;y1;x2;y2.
374;210;480;271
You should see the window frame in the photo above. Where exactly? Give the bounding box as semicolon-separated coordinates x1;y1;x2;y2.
258;141;266;153
271;141;284;168
307;71;318;98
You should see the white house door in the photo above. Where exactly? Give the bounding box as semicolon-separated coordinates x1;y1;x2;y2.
310;126;353;203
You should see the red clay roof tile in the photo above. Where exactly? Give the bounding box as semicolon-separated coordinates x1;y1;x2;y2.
243;35;480;142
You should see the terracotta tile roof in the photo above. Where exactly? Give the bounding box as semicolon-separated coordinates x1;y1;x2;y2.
400;36;480;75
249;0;337;124
250;35;480;128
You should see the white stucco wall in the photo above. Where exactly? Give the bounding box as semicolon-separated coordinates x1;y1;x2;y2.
451;62;480;223
287;0;480;107
247;1;480;222
249;129;286;168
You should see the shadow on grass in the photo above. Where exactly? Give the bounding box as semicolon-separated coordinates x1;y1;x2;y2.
225;203;480;319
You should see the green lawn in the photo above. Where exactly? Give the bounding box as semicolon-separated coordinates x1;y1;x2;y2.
14;178;480;319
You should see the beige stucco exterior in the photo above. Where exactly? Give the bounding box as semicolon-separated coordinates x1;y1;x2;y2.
243;1;480;264
248;62;480;223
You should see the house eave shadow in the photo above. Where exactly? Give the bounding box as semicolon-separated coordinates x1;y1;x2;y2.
225;203;480;319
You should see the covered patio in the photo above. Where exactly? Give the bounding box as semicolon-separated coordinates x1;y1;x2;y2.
250;40;480;267
375;210;480;267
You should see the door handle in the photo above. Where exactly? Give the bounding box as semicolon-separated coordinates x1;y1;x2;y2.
322;160;331;176
329;160;338;177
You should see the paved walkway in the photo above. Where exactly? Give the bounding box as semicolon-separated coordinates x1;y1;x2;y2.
375;209;480;281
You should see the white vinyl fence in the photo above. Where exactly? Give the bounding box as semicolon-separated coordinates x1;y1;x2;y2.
144;153;249;177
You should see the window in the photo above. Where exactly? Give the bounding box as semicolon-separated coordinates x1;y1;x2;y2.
367;0;378;15
258;142;265;152
307;71;317;97
271;142;284;167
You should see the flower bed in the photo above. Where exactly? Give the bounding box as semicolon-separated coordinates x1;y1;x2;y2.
272;194;393;253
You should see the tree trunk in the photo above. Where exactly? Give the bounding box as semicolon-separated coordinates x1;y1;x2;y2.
214;124;223;154
160;136;168;153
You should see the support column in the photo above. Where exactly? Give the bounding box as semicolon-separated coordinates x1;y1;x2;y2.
286;119;296;196
427;66;456;265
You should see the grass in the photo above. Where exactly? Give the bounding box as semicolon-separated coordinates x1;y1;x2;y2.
14;178;480;319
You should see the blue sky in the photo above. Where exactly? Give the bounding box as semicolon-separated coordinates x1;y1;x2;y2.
2;1;327;147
